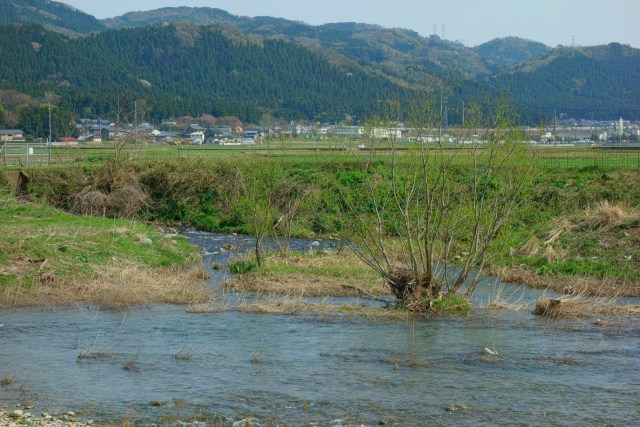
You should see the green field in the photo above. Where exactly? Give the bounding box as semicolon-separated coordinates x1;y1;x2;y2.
3;140;640;169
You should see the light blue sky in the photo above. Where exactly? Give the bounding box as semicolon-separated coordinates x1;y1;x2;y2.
63;0;639;48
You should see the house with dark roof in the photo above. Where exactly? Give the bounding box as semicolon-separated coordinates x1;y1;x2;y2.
0;129;26;142
100;126;129;141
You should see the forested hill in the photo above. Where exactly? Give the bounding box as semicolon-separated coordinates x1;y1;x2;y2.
2;0;640;123
498;43;640;120
0;0;105;36
473;37;550;71
0;23;409;122
104;7;491;84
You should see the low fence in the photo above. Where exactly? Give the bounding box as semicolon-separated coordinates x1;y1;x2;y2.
2;142;640;169
2;142;52;167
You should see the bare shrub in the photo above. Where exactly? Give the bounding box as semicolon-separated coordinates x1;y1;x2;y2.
72;181;149;219
73;188;109;216
340;97;536;312
108;184;150;219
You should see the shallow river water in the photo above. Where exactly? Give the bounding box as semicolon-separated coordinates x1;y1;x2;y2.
1;231;639;426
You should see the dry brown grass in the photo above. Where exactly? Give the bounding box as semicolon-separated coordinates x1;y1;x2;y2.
229;293;409;318
588;200;626;229
487;265;640;297
481;283;530;311
1;374;14;387
234;294;341;315
519;236;541;257
543;218;575;246
533;296;640;319
0;263;212;309
224;273;388;298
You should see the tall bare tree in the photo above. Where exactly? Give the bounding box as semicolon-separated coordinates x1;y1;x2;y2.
338;95;537;311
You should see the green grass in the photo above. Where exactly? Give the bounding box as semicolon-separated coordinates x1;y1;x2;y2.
0;195;200;291
428;294;472;314
228;259;258;274
15;148;640;290
4;141;640;169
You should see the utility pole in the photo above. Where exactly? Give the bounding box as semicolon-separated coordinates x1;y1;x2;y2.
48;102;52;163
553;108;557;146
462;101;465;128
48;102;52;143
444;97;448;131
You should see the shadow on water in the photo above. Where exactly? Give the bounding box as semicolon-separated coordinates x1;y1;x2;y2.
0;231;638;426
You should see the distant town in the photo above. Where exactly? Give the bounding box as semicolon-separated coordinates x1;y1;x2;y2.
1;116;639;146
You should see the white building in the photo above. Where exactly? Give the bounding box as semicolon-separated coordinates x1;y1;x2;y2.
370;127;402;139
333;126;364;137
190;131;205;145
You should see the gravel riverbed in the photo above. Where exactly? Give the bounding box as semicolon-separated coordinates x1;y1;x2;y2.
0;409;92;427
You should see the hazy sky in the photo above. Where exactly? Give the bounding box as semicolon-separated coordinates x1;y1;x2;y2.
63;0;639;48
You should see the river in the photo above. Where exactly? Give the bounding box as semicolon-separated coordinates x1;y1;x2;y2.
1;230;638;426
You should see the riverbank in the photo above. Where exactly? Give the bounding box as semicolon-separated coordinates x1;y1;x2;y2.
20;158;640;299
0;409;91;427
0;196;210;309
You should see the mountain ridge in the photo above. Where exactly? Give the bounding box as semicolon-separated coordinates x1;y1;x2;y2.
1;0;639;123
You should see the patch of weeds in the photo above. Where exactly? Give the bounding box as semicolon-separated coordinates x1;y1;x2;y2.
123;345;144;371
427;295;471;314
228;259;258;274
250;339;264;363
375;357;431;369
172;345;193;361
534;353;587;366
1;374;15;387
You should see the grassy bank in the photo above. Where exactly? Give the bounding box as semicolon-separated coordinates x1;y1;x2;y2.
489;168;640;296
0;195;210;309
17;155;640;299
